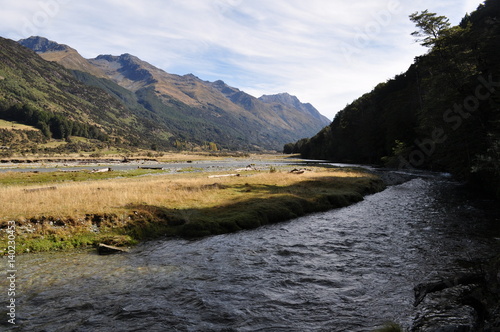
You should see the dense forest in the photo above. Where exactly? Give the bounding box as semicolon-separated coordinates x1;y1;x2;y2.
286;0;500;197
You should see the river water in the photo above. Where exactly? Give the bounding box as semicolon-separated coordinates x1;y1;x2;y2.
3;172;500;331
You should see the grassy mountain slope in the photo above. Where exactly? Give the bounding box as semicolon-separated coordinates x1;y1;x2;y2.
289;0;500;196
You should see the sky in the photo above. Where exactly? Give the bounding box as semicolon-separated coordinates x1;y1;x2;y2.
0;0;485;120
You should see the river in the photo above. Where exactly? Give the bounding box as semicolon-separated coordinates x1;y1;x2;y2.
2;170;500;331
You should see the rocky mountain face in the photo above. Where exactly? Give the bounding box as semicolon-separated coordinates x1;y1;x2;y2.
17;36;67;53
16;36;331;151
259;93;328;123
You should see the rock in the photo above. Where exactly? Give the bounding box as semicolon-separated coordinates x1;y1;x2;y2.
412;285;480;332
410;270;499;332
414;273;484;306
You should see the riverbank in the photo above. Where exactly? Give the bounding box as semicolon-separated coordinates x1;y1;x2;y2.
0;151;252;165
0;164;385;253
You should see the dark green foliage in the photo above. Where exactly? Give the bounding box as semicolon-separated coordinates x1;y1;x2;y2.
0;103;107;140
410;10;451;47
292;1;500;197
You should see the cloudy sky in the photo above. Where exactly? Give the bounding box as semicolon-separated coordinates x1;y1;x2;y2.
0;0;484;119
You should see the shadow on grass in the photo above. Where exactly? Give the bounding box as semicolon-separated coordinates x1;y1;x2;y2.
123;175;385;240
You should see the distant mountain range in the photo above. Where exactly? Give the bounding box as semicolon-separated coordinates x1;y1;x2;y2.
2;36;330;151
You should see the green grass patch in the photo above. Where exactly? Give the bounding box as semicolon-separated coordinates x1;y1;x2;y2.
0;168;165;186
176;167;204;173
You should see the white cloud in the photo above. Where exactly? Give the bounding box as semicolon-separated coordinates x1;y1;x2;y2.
0;0;482;120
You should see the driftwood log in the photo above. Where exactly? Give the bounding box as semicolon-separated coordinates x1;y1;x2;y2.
24;186;57;193
92;167;112;173
208;174;240;179
97;243;129;255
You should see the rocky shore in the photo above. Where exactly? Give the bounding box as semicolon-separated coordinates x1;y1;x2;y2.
410;256;500;331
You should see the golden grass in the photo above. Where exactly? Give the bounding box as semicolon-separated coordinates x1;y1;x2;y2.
0;119;38;131
0;169;368;221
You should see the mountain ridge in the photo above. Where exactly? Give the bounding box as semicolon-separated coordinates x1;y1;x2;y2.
17;36;330;150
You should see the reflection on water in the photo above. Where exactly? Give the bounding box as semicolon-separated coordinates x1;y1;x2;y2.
3;174;500;331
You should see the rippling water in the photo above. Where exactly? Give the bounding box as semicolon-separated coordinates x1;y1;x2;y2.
3;174;500;331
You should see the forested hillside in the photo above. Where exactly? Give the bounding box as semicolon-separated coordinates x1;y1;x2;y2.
288;0;500;197
0;37;169;153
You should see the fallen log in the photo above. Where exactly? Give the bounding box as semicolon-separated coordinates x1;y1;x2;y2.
24;186;57;193
97;243;129;255
290;168;311;174
208;174;240;178
138;166;165;170
235;165;257;172
92;167;112;173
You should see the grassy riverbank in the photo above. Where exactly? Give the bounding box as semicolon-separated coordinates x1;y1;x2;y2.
0;165;384;253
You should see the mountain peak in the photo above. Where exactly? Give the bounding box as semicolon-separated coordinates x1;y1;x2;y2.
89;53;157;91
94;53;140;63
259;92;300;106
18;36;70;53
259;93;330;125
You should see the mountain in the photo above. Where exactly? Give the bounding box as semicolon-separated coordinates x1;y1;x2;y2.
288;0;500;197
259;93;328;124
0;36;175;153
18;36;330;150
